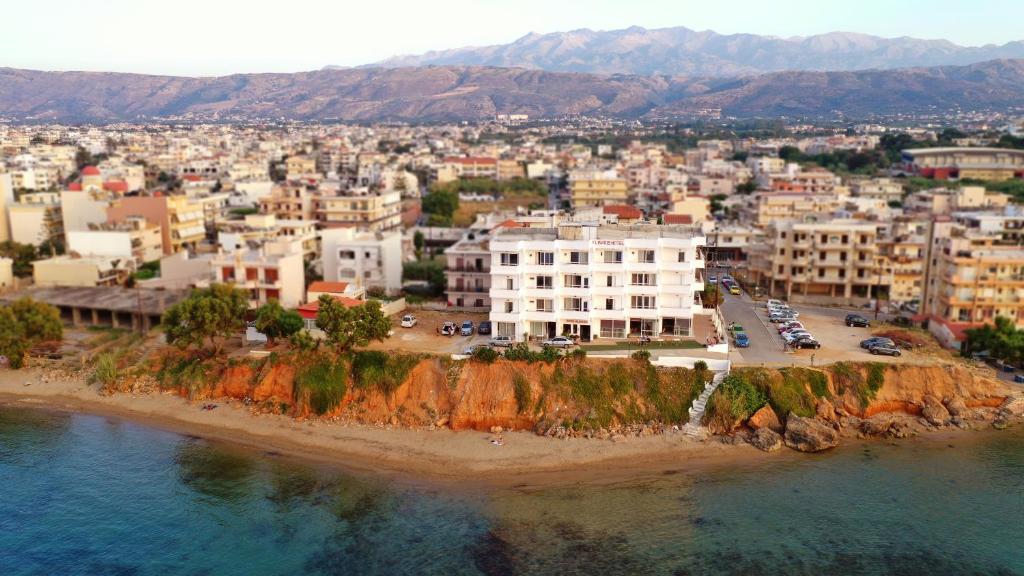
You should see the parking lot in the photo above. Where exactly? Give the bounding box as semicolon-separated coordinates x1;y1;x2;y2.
368;309;493;355
720;289;932;367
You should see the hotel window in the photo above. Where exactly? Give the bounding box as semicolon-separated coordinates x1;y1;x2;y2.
637;250;655;263
504;301;514;313
536;299;553;312
564;275;587;288
677;251;687;263
569;251;589;265
605;298;615;310
536;276;553;289
563;298;587;312
536;252;554;265
603;250;623;264
630;295;656;309
630;273;656;286
500;253;519;266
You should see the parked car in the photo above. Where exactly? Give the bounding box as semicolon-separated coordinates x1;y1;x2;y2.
784;330;813;343
766;299;785;308
729;285;742;295
1014;374;1024;384
860;337;895;349
845;314;870;328
779;322;805;334
734;332;750;348
729;323;745;335
994;360;1016;373
869;344;902;357
792;337;821;349
708;275;718;284
440;321;457;336
400;314;418;328
460;320;475;336
488;335;513;348
477;321;492;335
770;315;798;324
542;336;575;348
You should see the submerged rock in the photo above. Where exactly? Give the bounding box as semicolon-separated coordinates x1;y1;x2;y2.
748;405;783;433
859;414;910;439
784;415;839;452
750;428;783;452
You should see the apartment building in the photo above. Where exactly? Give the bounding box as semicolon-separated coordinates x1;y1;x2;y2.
210;243;305;308
488;224;706;342
216;213;318;257
921;230;1024;348
8;192;62;247
166;195;207;254
259;182;316;221
953;210;1024;244
0;173;12;242
706;224;762;265
285;155;318;180
568;169;629;208
749;219;890;304
446;234;491;311
444;157;498;179
320;227;403;295
739;193;842;227
850;177;904;203
313;188;402;232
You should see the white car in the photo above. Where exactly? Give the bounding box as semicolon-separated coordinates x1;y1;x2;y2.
400;314;417;328
766;299;785;308
783;330;813;343
542;336;576;348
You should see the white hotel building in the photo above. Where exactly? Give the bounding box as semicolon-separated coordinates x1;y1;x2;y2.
488;224;707;342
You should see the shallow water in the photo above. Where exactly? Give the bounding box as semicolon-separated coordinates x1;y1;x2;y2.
1;406;1022;575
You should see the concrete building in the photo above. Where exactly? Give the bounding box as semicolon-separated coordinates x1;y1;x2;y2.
0;173;12;243
259;182;316;221
8;192;62;247
446;233;491;311
320;228;403;295
901;147;1024;181
0;257;12;291
313;188;402;232
216;213;318;257
488;223;707;342
443;157;498;179
209;242;305;308
569;170;629;208
921;230;1024;348
850;178;905;203
32;256;125;287
749;219;890;304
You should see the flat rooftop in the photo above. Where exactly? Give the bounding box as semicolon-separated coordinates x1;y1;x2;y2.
0;287;189;315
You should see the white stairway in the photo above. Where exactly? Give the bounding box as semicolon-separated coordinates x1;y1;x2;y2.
682;369;728;438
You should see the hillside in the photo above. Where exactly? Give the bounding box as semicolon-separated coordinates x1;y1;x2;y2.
1;60;1023;122
364;26;1024;77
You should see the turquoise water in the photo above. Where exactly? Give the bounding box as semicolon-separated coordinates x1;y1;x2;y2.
1;406;1023;575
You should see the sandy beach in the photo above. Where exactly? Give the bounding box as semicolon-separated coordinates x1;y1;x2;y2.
0;367;773;487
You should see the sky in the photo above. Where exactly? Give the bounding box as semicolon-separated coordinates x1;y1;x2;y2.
5;0;1024;76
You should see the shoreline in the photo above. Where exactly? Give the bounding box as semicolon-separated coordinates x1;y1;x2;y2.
1;368;1016;489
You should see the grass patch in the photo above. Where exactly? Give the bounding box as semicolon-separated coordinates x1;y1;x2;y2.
512;372;531;414
351;351;421;396
156;355;213;400
704;372;767;429
294;356;348;415
89;353;119;390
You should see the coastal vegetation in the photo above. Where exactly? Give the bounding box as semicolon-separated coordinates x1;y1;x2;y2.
0;297;62;369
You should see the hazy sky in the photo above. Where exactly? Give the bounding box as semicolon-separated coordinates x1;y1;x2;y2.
5;0;1023;76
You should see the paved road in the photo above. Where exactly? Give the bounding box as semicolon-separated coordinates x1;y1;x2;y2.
720;290;787;365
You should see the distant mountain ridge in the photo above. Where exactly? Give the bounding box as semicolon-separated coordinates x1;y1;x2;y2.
361;25;1024;77
1;59;1023;123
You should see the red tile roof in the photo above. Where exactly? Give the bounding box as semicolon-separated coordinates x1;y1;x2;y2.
81;166;100;176
663;214;694;225
103;180;128;193
307;281;349;294
603;205;643;220
444;157;497;165
67;182;82;191
296;296;365;319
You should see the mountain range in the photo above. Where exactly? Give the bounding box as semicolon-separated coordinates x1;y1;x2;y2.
361;26;1024;77
1;59;1023;123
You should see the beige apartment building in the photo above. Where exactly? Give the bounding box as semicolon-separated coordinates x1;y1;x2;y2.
569;170;629;208
8;192;63;247
166;195;207;254
921;229;1024;348
740;193;842;227
210;244;305;309
850;177;905;203
313;189;401;232
259;183;316;221
749;219;891;303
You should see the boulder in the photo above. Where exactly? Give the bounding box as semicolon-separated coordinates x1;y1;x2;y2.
815;398;838;422
784;415;839;452
943;397;967;418
749;428;783;452
859;414;911;439
748;405;783;433
921;395;951;426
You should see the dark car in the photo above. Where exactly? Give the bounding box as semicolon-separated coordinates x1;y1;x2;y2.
792;337;821;349
477;321;492;335
1014;374;1024;384
869;344;902;357
845;314;870;328
460;320;475;336
860;337;895;349
995;360;1016;373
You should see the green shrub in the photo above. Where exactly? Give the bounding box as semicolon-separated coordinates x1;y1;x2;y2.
351;351;420;395
605;362;633;396
867;363;886;395
156;355;213;399
567;348;587;361
704;373;766;427
471;346;499;363
294;356;348;415
512;372;531;414
631;350;651;362
89;353;119;390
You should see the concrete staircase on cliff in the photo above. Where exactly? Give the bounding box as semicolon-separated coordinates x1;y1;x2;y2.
682;370;729;439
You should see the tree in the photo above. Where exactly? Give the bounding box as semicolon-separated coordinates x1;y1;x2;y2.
778;146;803;162
253;299;304;346
413;230;425;260
315;296;391;354
0;307;27;368
9;298;62;343
421;188;459;226
162;284;248;353
0;241;38;278
735;180;757;195
964;316;1024;364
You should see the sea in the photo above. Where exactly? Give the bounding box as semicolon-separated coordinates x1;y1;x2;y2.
1;405;1022;575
